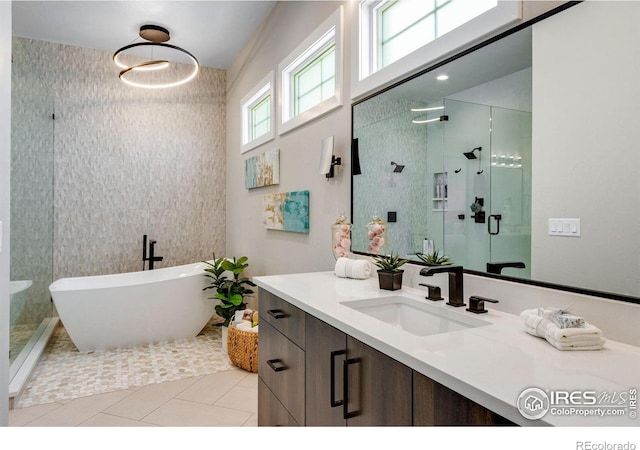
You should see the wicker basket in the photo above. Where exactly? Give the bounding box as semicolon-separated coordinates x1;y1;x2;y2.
227;323;259;373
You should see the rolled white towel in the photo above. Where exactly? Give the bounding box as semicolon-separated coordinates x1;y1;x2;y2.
334;257;371;280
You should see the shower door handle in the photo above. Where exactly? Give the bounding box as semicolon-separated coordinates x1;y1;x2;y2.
488;214;502;235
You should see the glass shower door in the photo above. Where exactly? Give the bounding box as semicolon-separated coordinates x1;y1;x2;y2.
9;38;55;380
486;106;532;278
442;99;491;270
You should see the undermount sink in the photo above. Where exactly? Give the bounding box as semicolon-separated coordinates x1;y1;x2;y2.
340;296;490;337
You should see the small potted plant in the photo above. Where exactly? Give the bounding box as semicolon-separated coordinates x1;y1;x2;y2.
372;253;409;291
203;253;256;328
415;250;452;266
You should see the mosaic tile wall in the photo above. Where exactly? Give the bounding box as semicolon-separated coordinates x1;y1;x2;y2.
15;38;227;280
10;38;54;327
352;94;431;258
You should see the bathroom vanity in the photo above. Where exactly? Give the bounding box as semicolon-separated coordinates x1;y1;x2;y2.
255;272;640;427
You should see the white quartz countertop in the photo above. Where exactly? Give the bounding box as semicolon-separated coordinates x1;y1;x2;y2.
254;271;640;427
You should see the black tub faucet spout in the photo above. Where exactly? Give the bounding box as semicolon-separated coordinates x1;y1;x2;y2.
142;234;164;270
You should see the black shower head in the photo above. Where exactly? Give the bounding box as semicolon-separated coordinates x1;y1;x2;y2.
463;146;482;159
391;161;405;173
463;151;477;160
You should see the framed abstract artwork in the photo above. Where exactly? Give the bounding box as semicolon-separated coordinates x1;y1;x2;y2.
263;190;309;233
245;148;280;189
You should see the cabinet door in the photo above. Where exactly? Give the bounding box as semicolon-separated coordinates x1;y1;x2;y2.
305;314;347;426
413;371;515;426
345;336;412;426
258;379;300;426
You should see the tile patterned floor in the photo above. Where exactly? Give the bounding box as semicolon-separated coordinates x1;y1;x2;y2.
9;371;257;426
16;318;234;408
9;318;258;427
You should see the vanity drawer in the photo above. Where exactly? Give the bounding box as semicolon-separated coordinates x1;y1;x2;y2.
259;288;305;349
258;320;305;425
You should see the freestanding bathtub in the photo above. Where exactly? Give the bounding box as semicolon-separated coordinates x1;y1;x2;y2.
49;261;217;352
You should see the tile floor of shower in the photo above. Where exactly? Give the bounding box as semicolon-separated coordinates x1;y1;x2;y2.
9;319;258;427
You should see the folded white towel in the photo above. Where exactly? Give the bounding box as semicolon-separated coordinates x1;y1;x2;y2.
547;337;605;351
520;308;604;351
547;323;602;342
334;257;371;280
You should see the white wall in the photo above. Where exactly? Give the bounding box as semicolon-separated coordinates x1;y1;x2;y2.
223;0;640;342
0;0;11;427
226;1;353;279
531;1;640;296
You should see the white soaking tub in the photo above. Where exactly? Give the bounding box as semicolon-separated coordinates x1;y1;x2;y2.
49;261;216;352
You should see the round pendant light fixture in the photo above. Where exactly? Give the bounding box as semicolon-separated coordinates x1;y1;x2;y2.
113;24;200;89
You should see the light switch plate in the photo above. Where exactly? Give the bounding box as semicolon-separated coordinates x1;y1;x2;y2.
548;218;580;237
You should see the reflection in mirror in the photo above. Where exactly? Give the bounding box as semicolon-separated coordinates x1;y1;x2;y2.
353;27;532;278
352;6;640;303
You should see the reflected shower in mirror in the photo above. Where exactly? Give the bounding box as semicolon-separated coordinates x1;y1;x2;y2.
353;27;532;278
352;2;640;302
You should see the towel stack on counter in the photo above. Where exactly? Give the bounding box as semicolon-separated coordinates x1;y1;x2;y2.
232;309;258;333
334;257;371;279
520;307;605;351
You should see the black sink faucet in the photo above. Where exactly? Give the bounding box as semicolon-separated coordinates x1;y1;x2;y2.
486;261;525;274
142;234;164;270
419;265;465;307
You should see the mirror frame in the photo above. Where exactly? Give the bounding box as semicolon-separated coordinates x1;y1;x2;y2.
350;1;640;306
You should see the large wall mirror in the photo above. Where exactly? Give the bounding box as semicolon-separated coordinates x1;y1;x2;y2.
351;2;640;303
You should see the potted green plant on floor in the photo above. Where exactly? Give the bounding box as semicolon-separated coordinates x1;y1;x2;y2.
372;253;409;291
203;253;256;347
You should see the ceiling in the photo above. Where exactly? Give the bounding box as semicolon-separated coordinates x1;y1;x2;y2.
11;1;277;69
386;26;532;104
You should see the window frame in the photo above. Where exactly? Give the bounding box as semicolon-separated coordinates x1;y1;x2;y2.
279;6;344;135
352;0;522;101
241;71;275;154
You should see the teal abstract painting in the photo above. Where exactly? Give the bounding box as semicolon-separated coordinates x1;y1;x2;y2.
263;190;309;233
245;148;279;189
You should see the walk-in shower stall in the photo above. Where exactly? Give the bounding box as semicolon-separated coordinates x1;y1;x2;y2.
9;38;58;406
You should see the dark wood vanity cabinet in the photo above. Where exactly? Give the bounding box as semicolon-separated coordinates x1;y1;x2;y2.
413;372;514;426
258;290;306;426
258;288;514;427
305;314;412;426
